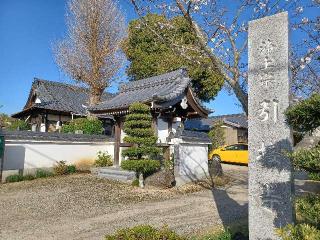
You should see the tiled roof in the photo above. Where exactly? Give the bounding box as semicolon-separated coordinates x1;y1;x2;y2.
211;113;248;128
185;113;248;131
1;130;113;142
90;68;195;111
180;129;211;143
184;118;212;132
13;79;114;117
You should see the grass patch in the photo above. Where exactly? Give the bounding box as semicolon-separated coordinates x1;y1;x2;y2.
5;174;24;183
5;166;76;184
105;222;248;240
105;225;184;240
176;175;232;194
193;218;248;240
35;169;54;178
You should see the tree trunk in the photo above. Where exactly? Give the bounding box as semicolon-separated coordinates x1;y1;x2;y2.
89;87;104;106
232;81;248;116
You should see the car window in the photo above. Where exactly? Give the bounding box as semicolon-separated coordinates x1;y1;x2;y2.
239;144;248;150
225;145;240;150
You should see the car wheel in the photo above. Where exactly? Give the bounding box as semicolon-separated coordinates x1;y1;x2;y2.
212;155;221;163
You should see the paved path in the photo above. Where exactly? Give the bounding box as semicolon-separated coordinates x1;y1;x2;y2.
0;165;249;240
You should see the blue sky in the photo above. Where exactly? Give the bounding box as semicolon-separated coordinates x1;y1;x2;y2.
0;0;243;116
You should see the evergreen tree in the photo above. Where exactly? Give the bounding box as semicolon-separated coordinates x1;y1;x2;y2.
122;14;224;102
121;103;160;186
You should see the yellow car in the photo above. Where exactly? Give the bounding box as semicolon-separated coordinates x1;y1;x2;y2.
209;143;248;164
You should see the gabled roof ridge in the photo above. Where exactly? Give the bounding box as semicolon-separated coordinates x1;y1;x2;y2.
120;68;188;93
210;113;246;119
33;78;90;92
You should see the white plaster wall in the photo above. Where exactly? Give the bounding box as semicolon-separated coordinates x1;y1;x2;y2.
175;143;209;185
121;128;126;143
3;140;114;172
157;118;168;143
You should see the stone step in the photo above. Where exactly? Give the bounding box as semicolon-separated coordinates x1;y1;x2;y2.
95;167;136;182
98;167;135;177
97;172;135;182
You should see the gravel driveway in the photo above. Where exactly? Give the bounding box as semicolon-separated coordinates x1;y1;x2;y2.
0;164;248;240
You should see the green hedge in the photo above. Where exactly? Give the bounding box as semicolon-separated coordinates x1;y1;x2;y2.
61;118;103;135
121;159;160;175
105;225;184;240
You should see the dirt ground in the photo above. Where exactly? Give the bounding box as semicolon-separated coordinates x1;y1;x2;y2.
0;164;249;240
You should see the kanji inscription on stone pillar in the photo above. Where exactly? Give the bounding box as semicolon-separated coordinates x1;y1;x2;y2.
248;12;294;240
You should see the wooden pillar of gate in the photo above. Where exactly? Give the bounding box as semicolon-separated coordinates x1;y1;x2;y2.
114;117;121;166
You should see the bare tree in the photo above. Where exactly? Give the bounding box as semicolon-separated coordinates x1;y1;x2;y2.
130;0;319;115
54;0;126;106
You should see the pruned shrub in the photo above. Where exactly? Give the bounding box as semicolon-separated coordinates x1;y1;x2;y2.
23;174;35;181
6;174;24;183
285;93;320;133
121;103;161;186
277;224;320;240
35;169;53;178
53;161;69;175
283;94;320;238
95;151;113;167
289;146;320;173
121;159;160;176
288;146;320;182
105;225;184;240
61;118;103;135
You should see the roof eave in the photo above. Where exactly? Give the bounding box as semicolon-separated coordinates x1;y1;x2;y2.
186;88;211;118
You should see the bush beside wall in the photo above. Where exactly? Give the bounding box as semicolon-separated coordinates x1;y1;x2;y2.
95;151;113;167
61;118;103;135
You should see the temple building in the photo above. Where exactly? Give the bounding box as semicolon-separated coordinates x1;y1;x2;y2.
11;79;114;134
89;68;210;164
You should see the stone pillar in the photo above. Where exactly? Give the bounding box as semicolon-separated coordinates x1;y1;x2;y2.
248;12;294;239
